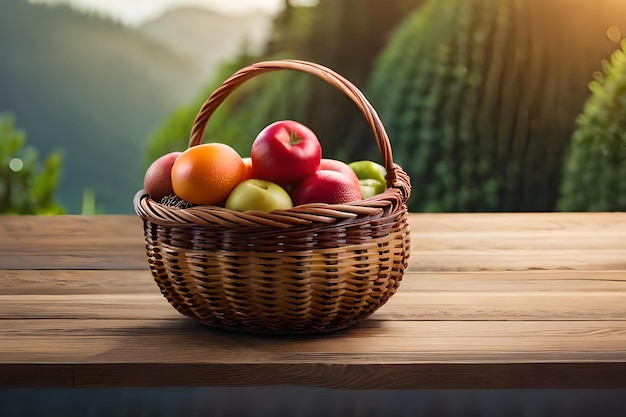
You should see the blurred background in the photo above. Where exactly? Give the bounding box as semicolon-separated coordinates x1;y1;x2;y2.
1;0;625;215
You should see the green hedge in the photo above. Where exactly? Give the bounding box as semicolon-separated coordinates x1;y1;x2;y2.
558;40;626;212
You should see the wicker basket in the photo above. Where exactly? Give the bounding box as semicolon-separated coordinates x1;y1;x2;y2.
134;60;411;334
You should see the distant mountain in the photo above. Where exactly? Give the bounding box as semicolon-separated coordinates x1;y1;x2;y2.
0;0;213;213
139;7;273;79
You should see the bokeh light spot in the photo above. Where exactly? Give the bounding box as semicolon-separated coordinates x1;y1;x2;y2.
9;158;24;172
606;25;622;43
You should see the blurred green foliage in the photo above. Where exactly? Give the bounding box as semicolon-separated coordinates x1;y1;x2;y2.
367;0;625;212
145;0;423;166
558;40;626;211
147;0;626;212
0;114;64;214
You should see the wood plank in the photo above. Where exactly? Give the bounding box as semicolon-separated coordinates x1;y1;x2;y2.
0;364;74;388
9;212;623;237
2;319;625;364
1;319;625;388
409;213;626;270
410;212;626;233
2;362;624;390
399;270;626;291
413;231;625;251
0;215;143;240
1;270;624;321
384;270;626;320
0;270;157;295
1;290;623;322
0;293;176;320
0;253;148;271
72;362;626;389
1;213;625;271
0;215;147;270
410;249;626;271
10;246;619;272
3;269;624;295
380;292;626;321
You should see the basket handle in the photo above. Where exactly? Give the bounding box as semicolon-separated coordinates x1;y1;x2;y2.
188;59;399;188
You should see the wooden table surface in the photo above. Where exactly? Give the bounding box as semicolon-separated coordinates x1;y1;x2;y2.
1;213;625;389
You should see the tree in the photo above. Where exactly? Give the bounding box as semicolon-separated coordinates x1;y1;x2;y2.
145;0;424;164
366;0;626;212
0;114;64;214
558;40;626;211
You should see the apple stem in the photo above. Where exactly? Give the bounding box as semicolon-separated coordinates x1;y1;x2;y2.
289;130;302;146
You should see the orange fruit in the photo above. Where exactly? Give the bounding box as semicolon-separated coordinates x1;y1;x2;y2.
171;143;245;205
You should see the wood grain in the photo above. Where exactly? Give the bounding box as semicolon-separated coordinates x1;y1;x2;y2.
2;213;625;271
2;319;626;364
70;362;626;389
1;319;625;388
1;270;625;321
0;270;156;295
1;213;625;389
0;215;147;270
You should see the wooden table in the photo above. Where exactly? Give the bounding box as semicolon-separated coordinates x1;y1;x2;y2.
1;213;625;389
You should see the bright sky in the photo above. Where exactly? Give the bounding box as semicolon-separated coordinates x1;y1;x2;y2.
29;0;306;25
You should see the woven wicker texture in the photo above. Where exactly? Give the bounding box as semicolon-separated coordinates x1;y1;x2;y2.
134;60;411;334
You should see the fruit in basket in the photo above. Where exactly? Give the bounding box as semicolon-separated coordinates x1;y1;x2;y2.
250;120;322;185
349;160;387;185
143;151;182;201
358;178;387;199
225;179;293;212
319;158;361;190
291;170;362;205
242;157;254;180
171;143;245;205
349;160;387;198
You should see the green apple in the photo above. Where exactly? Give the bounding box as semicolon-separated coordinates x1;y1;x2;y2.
359;178;387;199
349;160;387;184
349;160;387;197
225;179;293;213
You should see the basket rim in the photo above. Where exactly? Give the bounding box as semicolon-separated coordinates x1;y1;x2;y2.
134;164;410;229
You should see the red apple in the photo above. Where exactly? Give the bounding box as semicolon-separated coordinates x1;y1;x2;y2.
251;120;321;186
319;158;361;190
291;170;362;206
143;151;182;201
